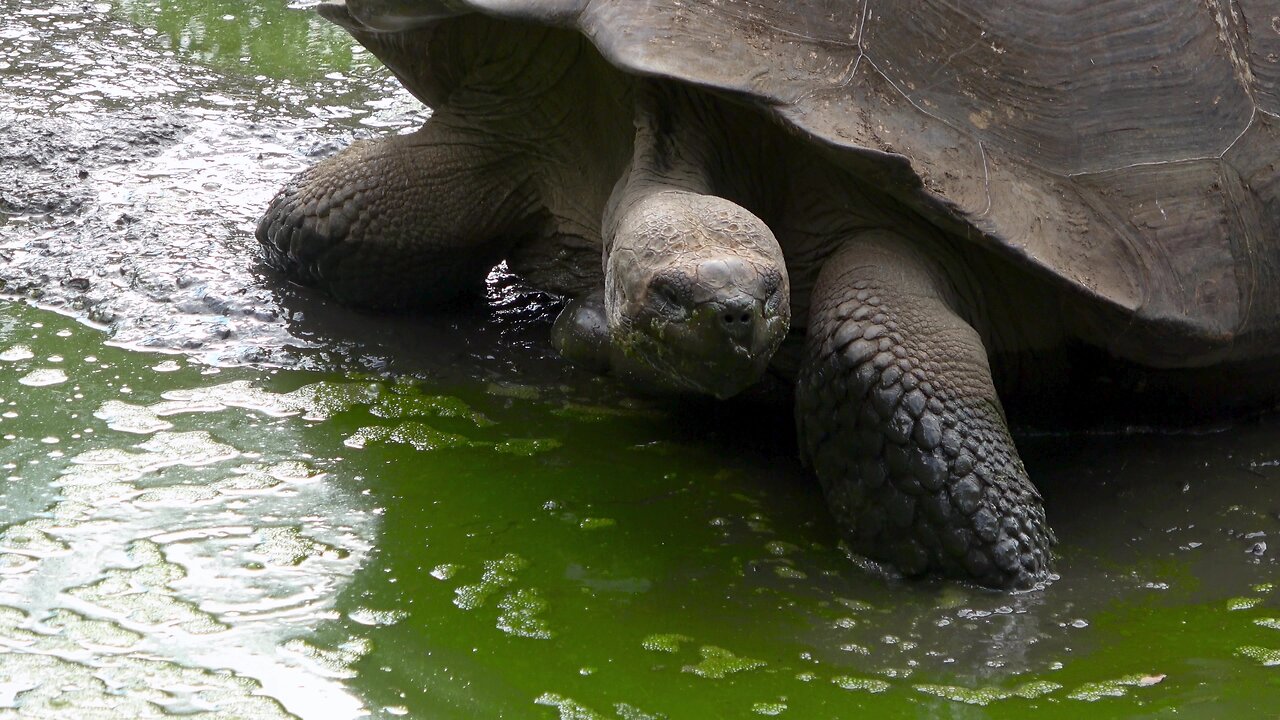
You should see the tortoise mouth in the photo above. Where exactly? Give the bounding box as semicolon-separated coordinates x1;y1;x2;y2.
612;303;788;399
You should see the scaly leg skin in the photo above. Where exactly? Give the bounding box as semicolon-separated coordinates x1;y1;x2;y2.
257;117;539;310
795;230;1054;589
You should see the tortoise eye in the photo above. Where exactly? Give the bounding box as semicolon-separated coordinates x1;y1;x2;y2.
646;272;691;319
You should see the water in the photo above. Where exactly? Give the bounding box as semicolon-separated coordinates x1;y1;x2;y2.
1;1;1278;717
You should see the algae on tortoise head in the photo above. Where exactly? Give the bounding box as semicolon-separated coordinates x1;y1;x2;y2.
258;0;1280;589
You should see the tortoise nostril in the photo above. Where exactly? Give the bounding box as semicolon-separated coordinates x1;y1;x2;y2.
717;297;758;344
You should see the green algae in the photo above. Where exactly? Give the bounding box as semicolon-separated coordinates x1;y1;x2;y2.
1066;673;1165;701
832;676;891;693
3;282;1280;718
1237;646;1280;666
370;390;494;427
578;517;617;530
453;554;529;611
496;588;554;639
494;437;562;455
683;645;767;679
642;633;693;653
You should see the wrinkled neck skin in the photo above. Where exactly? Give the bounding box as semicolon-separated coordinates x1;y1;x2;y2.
352;13;1062;401
598;81;1065;400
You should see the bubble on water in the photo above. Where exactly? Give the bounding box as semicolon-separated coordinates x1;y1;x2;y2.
43;608;144;649
135;483;220;505
0;345;34;362
135;430;240;468
915;684;1010;705
159;380;305;417
578;517;615;530
773;564;807;580
1066;674;1163;701
0;519;70;558
345;422;472;452
252;526;342;566
1255;618;1280;630
213;469;282;493
1237;646;1280;666
833;675;891;693
279;637;370;679
493;438;561;455
18;368;68;386
151;360;182;372
94;399;173;434
496;588;553;639
1227;597;1262;611
430;563;460;581
765;540;799;557
370;391;494;427
347;607;406;627
534;693;608;720
752;700;788;715
642;633;692;653
682;645;766;679
68;540;228;634
265;460;321;482
454;554;527;610
1013;681;1064;698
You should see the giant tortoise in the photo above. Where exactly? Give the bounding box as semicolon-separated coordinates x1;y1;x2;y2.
258;0;1280;589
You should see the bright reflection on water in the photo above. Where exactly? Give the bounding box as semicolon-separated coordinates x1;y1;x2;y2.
0;1;1278;718
0;308;376;718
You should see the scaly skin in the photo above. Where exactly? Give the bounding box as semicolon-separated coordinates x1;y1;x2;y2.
796;232;1054;588
258;17;1057;588
257;122;538;309
257;18;632;309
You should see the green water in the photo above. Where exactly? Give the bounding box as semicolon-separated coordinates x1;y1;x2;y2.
1;2;1278;718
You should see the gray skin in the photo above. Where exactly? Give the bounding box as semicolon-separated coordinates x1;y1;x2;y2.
258;3;1279;589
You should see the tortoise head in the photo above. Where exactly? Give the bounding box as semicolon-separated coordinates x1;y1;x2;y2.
604;191;790;399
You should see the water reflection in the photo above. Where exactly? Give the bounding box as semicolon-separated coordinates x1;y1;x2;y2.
0;0;426;364
0;310;377;717
113;0;357;80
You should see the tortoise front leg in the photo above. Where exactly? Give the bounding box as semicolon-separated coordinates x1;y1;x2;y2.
796;230;1054;589
257;115;540;310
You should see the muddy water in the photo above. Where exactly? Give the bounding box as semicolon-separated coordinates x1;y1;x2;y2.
1;2;1278;718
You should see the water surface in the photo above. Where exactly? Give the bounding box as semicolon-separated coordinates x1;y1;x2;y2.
0;2;1278;718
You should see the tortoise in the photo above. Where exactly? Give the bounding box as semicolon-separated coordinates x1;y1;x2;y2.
258;0;1280;589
